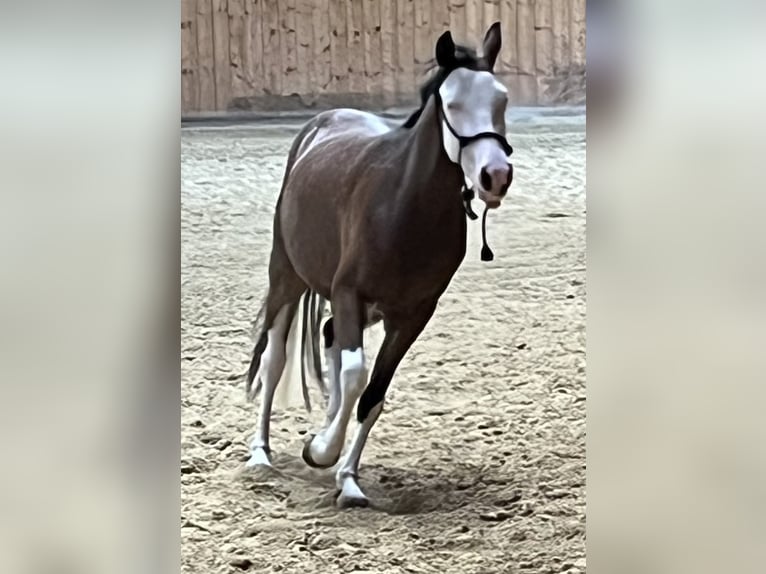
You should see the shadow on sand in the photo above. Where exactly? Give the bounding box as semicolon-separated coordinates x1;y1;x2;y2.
235;450;523;517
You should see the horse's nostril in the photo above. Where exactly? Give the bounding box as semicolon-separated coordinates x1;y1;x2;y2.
480;167;492;191
496;165;513;196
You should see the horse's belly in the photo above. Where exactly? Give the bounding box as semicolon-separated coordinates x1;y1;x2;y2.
279;185;340;295
279;150;354;294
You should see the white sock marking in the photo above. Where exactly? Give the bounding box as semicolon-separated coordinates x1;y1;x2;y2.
324;342;341;425
247;305;291;465
335;401;384;503
308;347;366;466
245;447;272;468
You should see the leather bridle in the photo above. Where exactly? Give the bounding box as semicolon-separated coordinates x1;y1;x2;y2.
438;97;514;169
436;93;513;261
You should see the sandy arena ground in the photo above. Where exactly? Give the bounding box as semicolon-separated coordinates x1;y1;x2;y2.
181;108;585;573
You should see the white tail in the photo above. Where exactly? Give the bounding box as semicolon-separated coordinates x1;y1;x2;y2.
273;292;326;411
273;302;305;410
272;292;384;412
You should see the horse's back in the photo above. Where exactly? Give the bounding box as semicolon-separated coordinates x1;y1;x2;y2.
290;109;394;170
313;108;393;138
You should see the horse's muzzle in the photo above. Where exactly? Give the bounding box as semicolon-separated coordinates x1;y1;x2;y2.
478;163;513;207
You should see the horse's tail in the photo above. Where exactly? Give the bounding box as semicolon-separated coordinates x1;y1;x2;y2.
273;290;327;412
247;291;327;412
298;290;328;410
245;299;269;400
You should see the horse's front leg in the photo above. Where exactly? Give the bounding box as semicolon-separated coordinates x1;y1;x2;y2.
335;305;437;508
321;317;341;426
302;289;367;469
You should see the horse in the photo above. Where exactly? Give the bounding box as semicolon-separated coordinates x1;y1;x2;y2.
244;23;514;508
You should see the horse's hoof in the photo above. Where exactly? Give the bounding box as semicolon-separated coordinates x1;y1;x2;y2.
245;447;272;469
301;434;337;469
335;474;370;508
336;490;370;509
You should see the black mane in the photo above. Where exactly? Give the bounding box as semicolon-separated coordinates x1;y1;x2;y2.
402;44;484;128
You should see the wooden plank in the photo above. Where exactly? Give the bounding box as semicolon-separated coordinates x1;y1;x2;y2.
181;0;199;113
516;0;536;103
498;0;517;75
347;0;364;93
396;0;416;96
227;0;247;100
295;0;313;95
516;0;535;75
482;0;500;35
551;0;570;75
430;0;449;88
196;0;216;110
262;0;281;95
534;0;553;102
244;0;264;96
481;0;499;74
448;0;467;46
431;0;450;41
212;0;231;109
517;75;537;105
505;73;523;106
312;0;331;93
380;0;397;103
363;0;382;95
413;0;431;66
329;0;349;92
570;0;586;67
279;0;299;95
465;0;480;44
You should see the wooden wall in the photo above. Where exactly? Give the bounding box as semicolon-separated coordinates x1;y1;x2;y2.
181;0;586;114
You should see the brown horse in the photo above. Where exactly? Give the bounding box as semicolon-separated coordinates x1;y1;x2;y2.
245;23;514;508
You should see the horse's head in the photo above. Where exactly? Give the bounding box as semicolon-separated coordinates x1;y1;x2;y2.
436;24;514;209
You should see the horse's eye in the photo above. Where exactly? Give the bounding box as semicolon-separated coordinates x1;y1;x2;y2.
447;102;462;112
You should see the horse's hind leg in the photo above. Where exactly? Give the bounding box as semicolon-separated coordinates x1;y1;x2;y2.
245;247;306;467
335;305;436;508
245;299;297;467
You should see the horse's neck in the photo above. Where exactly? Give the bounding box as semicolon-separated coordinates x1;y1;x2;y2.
403;96;463;197
384;98;467;275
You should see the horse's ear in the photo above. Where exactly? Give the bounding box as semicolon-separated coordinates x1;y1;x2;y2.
435;30;455;68
482;22;502;70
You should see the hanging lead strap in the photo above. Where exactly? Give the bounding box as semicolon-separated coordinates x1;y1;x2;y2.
462;185;494;261
480;205;494;261
440;94;508;263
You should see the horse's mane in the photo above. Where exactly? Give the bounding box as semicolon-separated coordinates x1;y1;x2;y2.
402;44;482;129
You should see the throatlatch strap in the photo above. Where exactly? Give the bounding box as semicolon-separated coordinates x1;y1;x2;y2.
462;187;479;220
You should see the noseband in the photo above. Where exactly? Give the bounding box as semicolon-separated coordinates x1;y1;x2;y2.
439;103;514;169
437;94;513;261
